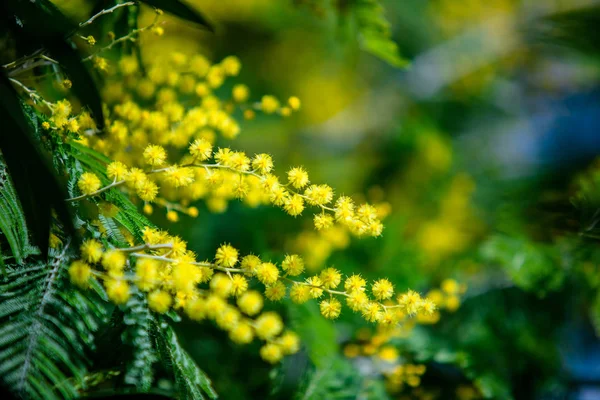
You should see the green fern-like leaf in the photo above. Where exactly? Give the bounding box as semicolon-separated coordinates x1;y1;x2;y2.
0;246;108;399
122;288;157;391
154;321;217;399
0;159;34;262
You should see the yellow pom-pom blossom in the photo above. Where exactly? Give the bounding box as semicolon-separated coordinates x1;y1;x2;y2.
255;262;279;285
215;244;238;267
345;274;366;293
143;144;167;166
288;96;301;111
101;250;126;274
320;298;342;319
264;281;286;301
230;275;249;296
251;154;273;175
210;273;233;297
290;284;311;304
278;331;300;354
398;290;423;315
255;312;283;340
189;138;213;161
287;167;309;189
260;95;280;114
135;258;158;291
306;276;324;298
230;323;254;344
106;279;130;305
320;268;342;289
232;84;249;102
281;254;304;276
240;254;261;276
284;194;304;216
260;343;283;364
80;239;103;264
69;261;91;288
372;279;394;300
78;172;101;195
148;290;172;313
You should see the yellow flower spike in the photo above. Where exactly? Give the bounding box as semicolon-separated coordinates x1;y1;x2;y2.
151;26;164;36
313;213;334;230
148;290;172;314
304;184;334;206
143;144;167;166
80;239;103;264
124;168;148;190
290;284;311;304
78;172;101;195
232;84;249;102
281;254;304;276
320;268;342;289
230;322;254;344
105;279;130;305
164;166;195;188
136;180;158;202
377;346;399;363
372;279;394;300
334;196;355;222
166;210;179;222
288;96;301;111
135;258;159;292
287;167;309;189
361;302;382;322
205;295;227;319
255;312;283;340
215;244;239;267
216;306;241;331
284;194;305;216
237;290;264;316
68;260;91;288
344;274;366;293
420;299;437;315
398;290;422;315
195;82;211;97
189;138;213;161
320;298;342;319
210;273;233;297
260;343;283;364
278;331;300;355
305;276;323;298
101;250;126;272
346;291;369;311
185;297;207;321
260;95;280;114
255;262;279;285
240;254;261;276
280;107;292;117
251;154;274;175
221;56;241;76
230;275;249;296
264;281;286;301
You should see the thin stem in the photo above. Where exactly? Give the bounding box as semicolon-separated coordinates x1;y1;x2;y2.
79;2;136;29
116;243;173;253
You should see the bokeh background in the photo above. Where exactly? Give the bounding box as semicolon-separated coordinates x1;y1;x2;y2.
51;0;600;398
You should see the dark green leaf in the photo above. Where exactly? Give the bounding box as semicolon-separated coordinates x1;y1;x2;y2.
0;73;74;258
138;0;214;32
46;39;105;130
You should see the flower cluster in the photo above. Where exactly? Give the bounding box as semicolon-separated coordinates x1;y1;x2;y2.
69;234;439;362
69;230;300;363
72;140;384;235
